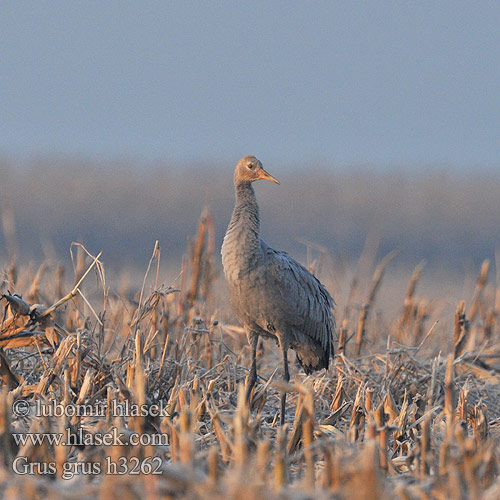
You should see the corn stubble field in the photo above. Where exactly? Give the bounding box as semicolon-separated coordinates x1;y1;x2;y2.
0;207;499;499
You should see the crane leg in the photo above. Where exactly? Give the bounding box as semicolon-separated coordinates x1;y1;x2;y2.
280;347;290;426
245;334;258;403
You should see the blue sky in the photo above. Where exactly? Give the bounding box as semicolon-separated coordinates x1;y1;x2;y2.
1;1;499;169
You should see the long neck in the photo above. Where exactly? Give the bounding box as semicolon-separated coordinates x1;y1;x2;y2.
222;181;262;271
230;181;260;235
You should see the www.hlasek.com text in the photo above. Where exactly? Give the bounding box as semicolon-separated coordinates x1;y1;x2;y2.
13;427;169;447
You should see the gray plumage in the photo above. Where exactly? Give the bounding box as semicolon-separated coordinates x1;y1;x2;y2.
221;156;335;423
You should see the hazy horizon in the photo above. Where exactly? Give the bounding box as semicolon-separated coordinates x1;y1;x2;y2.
0;158;497;275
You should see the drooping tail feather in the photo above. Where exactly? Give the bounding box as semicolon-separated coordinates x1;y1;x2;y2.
294;340;330;374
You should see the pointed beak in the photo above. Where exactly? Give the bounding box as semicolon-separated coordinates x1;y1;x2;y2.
257;168;280;184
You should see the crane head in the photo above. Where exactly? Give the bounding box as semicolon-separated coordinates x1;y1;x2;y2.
234;156;280;186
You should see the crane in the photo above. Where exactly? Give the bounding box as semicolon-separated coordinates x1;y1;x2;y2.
221;156;335;424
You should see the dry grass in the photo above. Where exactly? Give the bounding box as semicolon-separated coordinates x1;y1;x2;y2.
0;212;499;499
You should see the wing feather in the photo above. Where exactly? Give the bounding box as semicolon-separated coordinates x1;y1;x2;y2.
266;247;336;353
